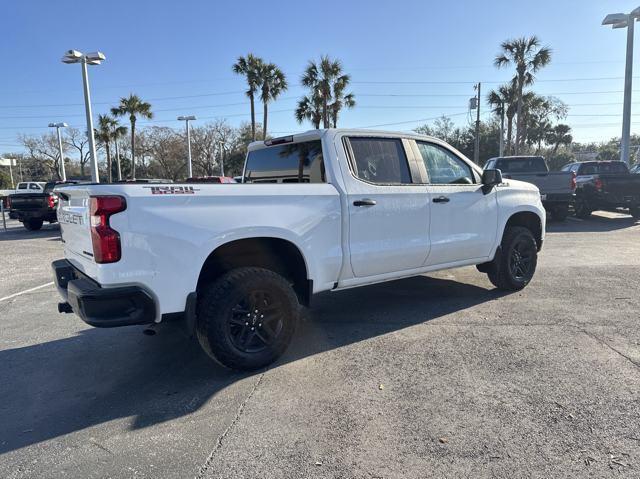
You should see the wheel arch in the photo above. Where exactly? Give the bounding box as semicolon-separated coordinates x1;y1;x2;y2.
196;236;312;306
502;211;543;250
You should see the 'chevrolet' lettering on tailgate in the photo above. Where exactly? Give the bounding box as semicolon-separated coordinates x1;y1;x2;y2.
143;186;198;195
59;212;84;225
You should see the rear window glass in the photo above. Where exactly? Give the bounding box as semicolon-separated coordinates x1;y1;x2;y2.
495;157;547;173
17;183;27;189
244;140;325;183
348;137;411;184
597;162;628;174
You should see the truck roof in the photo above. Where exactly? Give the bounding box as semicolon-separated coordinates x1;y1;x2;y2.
247;128;445;152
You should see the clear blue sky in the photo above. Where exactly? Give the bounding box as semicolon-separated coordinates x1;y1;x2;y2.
2;0;639;153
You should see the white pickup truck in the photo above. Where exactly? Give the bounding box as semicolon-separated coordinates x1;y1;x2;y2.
52;129;545;370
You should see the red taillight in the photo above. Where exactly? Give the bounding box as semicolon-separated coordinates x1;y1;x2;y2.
89;196;126;263
570;172;577;191
594;178;603;191
48;194;58;209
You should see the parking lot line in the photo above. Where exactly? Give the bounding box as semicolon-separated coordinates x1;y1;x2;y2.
0;282;54;303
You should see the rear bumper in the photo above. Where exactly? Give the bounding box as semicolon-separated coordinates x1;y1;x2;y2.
13;210;57;222
542;193;574;206
51;259;156;328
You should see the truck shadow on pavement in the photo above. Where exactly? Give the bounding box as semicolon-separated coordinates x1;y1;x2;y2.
0;275;505;455
547;214;638;233
0;224;61;242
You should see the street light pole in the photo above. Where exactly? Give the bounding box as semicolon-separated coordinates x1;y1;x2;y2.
622;18;635;165
81;60;99;182
62;50;105;182
177;116;196;178
49;122;68;181
603;8;640;165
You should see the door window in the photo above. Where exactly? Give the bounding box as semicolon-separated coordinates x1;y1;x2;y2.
347;137;412;184
416;142;475;184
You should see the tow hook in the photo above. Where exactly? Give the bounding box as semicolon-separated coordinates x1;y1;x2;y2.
58;302;73;314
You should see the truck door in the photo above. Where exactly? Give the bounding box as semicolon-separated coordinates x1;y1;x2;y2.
341;136;431;278
414;141;498;266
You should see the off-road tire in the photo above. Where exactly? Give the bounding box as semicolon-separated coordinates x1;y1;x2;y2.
196;267;299;371
574;198;592;219
550;205;568;222
23;218;43;231
487;226;538;291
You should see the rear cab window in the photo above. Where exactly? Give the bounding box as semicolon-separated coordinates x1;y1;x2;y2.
244;140;325;183
495;157;547;173
17;183;27;190
346;137;412;184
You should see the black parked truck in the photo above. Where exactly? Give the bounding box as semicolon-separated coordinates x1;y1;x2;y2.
8;180;81;230
484;156;576;221
561;161;640;219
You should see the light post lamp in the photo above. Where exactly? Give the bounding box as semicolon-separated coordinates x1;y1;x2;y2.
602;8;640;165
61;50;105;182
48;122;68;181
177;116;197;178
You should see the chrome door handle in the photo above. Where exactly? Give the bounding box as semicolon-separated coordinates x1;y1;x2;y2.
353;199;377;206
432;196;450;203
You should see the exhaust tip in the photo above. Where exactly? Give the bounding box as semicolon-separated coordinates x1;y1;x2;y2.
142;327;156;336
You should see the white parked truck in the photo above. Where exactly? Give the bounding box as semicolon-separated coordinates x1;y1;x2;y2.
52;129;545;370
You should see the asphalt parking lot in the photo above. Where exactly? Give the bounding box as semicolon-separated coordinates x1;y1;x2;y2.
1;214;639;478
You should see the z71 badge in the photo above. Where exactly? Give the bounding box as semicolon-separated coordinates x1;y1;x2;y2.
143;186;199;195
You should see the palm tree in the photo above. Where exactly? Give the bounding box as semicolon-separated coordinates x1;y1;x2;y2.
111;94;153;179
95;115;116;183
300;56;352;128
494;36;551;154
258;62;287;139
487;82;518;155
111;120;128;181
329;74;355;128
233;54;264;141
546;124;572;155
295;92;323;129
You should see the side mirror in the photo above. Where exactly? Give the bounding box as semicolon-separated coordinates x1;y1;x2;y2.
482;169;503;186
481;169;502;194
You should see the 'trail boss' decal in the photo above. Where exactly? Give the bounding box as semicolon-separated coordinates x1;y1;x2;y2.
143;186;199;195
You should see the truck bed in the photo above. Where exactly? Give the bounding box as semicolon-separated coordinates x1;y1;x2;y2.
501;171;573;196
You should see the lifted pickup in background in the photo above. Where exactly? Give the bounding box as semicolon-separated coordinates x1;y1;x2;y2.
8;180;81;230
52;129;545;370
484;156;575;221
561;160;640;219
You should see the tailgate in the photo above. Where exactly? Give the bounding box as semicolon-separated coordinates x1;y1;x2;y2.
503;173;572;195
57;187;94;264
9;194;48;210
602;175;640;198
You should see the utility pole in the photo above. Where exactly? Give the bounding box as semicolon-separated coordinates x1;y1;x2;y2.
218;141;226;177
499;100;505;157
177;115;196;178
473;82;481;164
